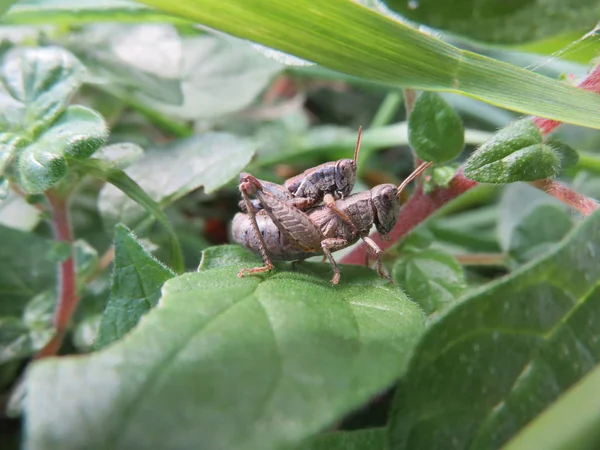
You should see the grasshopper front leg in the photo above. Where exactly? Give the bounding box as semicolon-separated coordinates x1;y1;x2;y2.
362;236;392;283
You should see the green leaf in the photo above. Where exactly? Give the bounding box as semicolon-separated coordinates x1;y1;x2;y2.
0;224;54;317
197;244;262;271
392;249;466;316
388;209;600;449
464;119;560;183
95;224;175;349
408;92;464;163
145;34;282;119
1;0;179;25
0;46;84;140
0;1;18;17
98;133;255;228
133;0;600;130
503;362;600;450
422;165;458;194
299;428;387;450
0;317;30;364
498;183;574;265
545;136;580;168
25;248;425;450
65;23;184;105
383;0;600;45
17;105;108;193
91;142;144;170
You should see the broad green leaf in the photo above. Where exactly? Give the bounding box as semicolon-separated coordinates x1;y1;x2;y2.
25;248;425;450
464;119;560;183
65;23;184;105
503;362;600;450
408;92;464;163
498;183;573;265
98;133;255;229
134;0;600;130
299;428;387;450
18;105;108;194
0;46;84;141
388;210;600;450
383;0;600;45
1;0;179;25
0;224;54;317
144;35;282;120
392;249;466;316
95;224;175;349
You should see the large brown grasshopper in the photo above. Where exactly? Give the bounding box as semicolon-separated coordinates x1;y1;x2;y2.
232;161;432;284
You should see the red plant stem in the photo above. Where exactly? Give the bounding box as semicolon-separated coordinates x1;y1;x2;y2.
530;179;599;215
533;63;600;134
35;191;79;359
341;170;477;265
343;63;600;266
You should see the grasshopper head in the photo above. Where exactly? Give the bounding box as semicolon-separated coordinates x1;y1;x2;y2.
371;184;399;236
334;158;357;197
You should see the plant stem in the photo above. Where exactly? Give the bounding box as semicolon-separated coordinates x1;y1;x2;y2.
454;253;506;266
370;92;403;128
341;170;477;264
577;151;600;174
533;63;600;134
36;191;79;359
530;179;599;215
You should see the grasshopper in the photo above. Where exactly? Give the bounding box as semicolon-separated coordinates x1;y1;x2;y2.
232;161;432;284
239;126;363;214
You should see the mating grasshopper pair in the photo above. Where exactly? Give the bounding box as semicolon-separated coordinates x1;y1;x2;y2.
232;127;431;284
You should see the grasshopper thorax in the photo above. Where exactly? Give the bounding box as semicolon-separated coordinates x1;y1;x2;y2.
371;184;399;236
334;158;357;198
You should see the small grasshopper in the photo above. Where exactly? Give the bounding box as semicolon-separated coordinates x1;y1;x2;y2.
239;126;363;214
233;161;432;284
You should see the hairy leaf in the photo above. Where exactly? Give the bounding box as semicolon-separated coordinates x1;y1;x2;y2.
98;133;255;228
383;0;600;45
464;119;561;183
25;248;425;450
95;224;175;349
392;249;466;316
408;92;464;163
18;105;108;193
389;210;600;449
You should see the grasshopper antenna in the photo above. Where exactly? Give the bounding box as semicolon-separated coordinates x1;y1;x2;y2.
353;126;363;165
397;161;434;196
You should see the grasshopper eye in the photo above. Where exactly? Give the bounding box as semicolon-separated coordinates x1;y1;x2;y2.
335;159;356;195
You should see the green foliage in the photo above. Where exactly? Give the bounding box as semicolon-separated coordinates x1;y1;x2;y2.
25;248;425;450
408;92;464;163
95;224;175;349
388;210;600;449
299;428;386;450
464;119;563;183
392;248;466;316
383;0;600;44
1;3;600;449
